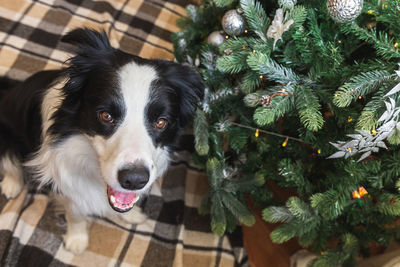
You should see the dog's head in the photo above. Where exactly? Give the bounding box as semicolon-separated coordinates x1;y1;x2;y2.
53;28;204;212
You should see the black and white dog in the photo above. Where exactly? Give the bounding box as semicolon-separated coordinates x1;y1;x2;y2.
0;28;204;253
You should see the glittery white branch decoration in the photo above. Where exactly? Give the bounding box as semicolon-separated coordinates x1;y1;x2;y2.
329;98;400;161
266;8;294;49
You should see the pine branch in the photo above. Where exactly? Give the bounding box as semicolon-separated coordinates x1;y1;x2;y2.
211;194;227;236
194;108;210;155
214;0;235;7
217;51;249;74
333;70;394;108
220;191;255;226
295;85;324;131
262;206;293;223
226;126;249;153
310;189;347;219
376;193;400;216
253;95;292;126
206;158;225;188
240;0;269;41
247;51;298;83
288;5;307;30
278;159;312;195
286;197;314;221
341;23;400;60
240;70;262;93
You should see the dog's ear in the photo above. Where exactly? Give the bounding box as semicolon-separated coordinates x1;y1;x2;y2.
61;28;115;93
61;28;113;55
158;62;205;127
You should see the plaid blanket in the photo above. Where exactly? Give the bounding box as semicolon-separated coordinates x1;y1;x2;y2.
0;1;249;266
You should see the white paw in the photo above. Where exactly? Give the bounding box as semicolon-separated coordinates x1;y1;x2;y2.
1;174;23;199
120;206;148;224
63;233;89;254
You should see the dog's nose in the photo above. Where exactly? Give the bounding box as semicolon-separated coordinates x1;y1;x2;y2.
117;165;149;190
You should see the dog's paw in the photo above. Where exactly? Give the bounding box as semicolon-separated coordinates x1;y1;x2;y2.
120;206;148;225
63;233;89;254
1;174;23;199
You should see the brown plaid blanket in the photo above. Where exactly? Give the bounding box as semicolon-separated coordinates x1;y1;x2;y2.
0;1;248;266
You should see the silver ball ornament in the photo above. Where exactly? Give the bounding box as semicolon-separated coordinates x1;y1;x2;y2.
221;9;246;36
207;31;226;47
278;0;297;9
327;0;363;23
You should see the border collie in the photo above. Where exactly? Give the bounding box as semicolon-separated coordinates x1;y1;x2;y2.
0;28;204;253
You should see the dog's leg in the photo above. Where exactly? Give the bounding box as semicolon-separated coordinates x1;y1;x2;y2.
120;205;148;224
0;154;24;199
64;207;90;254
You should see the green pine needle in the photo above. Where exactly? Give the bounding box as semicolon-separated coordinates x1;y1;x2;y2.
286;197;314;221
217;51;249;74
253;96;292;126
211;194;227;236
333;70;393;108
295;85;324;131
262;206;293;223
206;158;225;188
194;108;210;155
214;0;235;7
220;191;255;226
310;189;346;220
376;193;400;216
240;0;269;41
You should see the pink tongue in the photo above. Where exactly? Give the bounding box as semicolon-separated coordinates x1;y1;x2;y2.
109;187;136;204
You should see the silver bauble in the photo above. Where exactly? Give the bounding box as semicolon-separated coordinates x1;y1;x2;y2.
207;31;225;47
221;9;246;36
278;0;297;9
327;0;363;23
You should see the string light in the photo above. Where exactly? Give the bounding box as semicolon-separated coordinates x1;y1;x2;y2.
347;147;352;152
255;129;259;138
244;29;248;33
225;35;229;39
317;149;321;154
371;129;377;136
347;116;353;123
259;75;263;79
358;96;363;100
282;137;289;147
252;49;256;54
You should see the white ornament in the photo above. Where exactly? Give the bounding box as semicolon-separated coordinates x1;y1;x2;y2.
267;8;294;49
207;31;226;47
327;0;363;23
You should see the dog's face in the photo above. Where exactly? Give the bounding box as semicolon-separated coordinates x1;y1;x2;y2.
52;29;204;213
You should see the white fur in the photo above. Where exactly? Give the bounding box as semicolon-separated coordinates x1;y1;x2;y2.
0;154;24;199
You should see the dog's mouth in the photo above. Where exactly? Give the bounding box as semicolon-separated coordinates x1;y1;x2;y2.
107;185;140;213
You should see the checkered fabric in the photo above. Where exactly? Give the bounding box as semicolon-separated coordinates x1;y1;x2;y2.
0;1;249;266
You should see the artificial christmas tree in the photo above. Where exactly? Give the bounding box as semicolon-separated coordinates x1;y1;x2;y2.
172;0;400;265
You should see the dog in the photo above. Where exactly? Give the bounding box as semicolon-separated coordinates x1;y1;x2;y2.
0;28;204;254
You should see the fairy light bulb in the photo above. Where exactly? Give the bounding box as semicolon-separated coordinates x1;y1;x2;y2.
255;129;259;138
282;137;289;147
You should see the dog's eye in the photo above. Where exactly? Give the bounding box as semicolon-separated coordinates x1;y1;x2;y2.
155;118;168;130
99;111;114;123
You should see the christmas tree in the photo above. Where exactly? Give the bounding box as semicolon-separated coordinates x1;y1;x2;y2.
172;0;400;265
